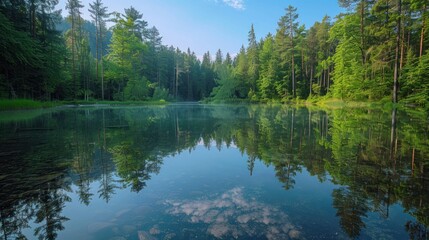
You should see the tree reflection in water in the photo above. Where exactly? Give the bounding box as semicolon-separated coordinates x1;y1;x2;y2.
0;104;428;239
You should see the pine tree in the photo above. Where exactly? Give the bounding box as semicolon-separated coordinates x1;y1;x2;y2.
276;5;299;98
107;13;146;100
89;0;108;100
66;0;84;98
247;24;259;98
258;34;278;100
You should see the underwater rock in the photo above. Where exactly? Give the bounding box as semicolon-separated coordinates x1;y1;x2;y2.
207;223;230;238
149;225;160;235
138;231;156;240
165;187;304;239
288;229;301;239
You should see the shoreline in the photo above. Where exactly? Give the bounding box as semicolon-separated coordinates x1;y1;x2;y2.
0;98;421;112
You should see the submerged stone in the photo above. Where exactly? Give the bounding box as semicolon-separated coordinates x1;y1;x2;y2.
149;225;160;235
138;231;156;240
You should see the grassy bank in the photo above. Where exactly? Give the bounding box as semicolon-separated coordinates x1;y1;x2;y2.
61;99;167;106
303;96;397;111
0;99;60;111
207;97;394;110
1;97;411;112
0;99;169;111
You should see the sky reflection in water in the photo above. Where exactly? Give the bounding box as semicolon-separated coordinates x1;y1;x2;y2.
0;104;427;239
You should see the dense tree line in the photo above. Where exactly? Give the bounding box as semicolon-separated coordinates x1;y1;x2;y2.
0;0;428;105
0;0;66;100
211;1;429;107
0;0;218;101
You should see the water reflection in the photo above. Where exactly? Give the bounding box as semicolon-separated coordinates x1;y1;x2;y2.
0;104;428;239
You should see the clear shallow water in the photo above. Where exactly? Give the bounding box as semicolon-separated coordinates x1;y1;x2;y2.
0;104;428;239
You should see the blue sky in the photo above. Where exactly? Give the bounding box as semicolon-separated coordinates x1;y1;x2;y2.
58;0;343;59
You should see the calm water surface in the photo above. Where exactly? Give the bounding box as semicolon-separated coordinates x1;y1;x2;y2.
0;104;428;239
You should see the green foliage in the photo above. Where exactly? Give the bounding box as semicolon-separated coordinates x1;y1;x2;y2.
401;50;429;108
0;10;57;100
211;65;239;101
258;34;279;101
1;0;428;106
330;14;365;100
233;46;250;98
1;0;221;103
152;87;170;101
206;2;428;106
107;14;147;100
124;77;150;101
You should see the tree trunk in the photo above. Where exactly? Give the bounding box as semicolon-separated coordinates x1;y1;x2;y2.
393;0;401;103
95;16;99;99
71;15;76;98
420;4;427;58
100;27;105;100
360;0;365;65
310;66;313;96
290;109;295;147
187;71;191;101
400;17;405;70
390;108;397;163
290;15;296;98
30;0;36;38
327;65;331;91
175;62;179;99
301;48;304;95
292;54;295;97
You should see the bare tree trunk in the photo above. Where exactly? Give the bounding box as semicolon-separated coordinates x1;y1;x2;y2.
30;0;36;38
420;4;427;58
95;17;99;99
71;15;76;98
308;110;311;139
187;71;191;101
411;148;415;174
292;54;295;97
327;65;331;91
301;48;304;95
360;0;366;65
310;66;313;96
175;62;179;99
100;28;105;100
390;108;397;166
400;15;405;70
393;0;401;103
290;108;295;147
290;15;296;98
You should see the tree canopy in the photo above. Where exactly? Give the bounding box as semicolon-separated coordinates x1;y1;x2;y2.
0;1;428;107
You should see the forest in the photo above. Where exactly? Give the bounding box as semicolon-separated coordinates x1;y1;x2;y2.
0;0;428;107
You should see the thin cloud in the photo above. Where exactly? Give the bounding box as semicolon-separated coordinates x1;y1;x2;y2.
222;0;245;10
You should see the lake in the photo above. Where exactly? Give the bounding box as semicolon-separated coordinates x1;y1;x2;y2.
0;104;428;239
